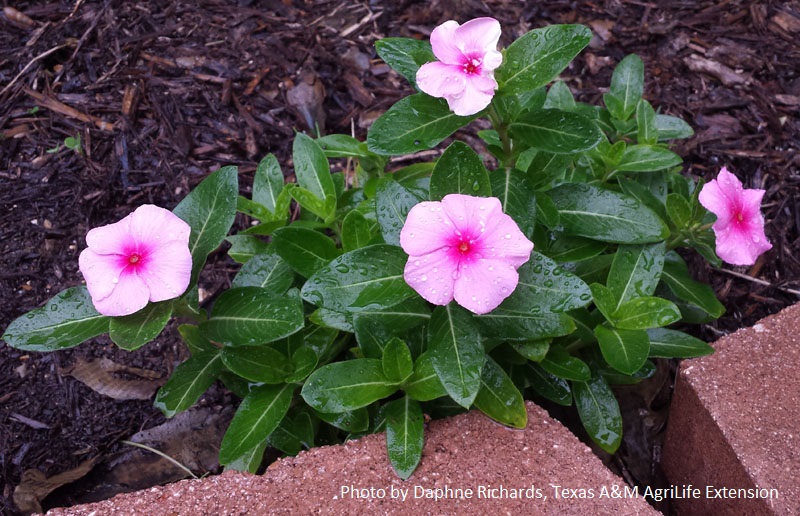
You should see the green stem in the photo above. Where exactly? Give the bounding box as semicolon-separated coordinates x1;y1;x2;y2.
487;105;514;170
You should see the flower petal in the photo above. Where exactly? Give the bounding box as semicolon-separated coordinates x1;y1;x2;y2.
454;17;501;57
129;204;191;247
403;248;457;306
416;62;467;100
453;258;519;314
85;218;135;256
91;269;151;316
139;240;193;302
714;222;772;266
429;20;463;64
400;200;458;256
79;248;127;303
444;76;496;116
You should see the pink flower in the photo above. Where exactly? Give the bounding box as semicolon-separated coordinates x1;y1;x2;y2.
698;167;772;266
79;205;192;316
416;17;503;116
400;194;533;315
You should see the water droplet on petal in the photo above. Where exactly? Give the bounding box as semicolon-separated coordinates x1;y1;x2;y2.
504;234;511;239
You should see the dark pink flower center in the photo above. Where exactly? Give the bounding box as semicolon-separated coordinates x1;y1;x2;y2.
462;56;482;75
128;253;141;264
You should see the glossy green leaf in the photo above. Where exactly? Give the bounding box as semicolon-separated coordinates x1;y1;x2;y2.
253;153;285;215
655;114;694;140
178;323;215;355
429;141;491;199
231;253;293;294
573;375;622;453
375;178;424;246
316;134;369;157
301;359;398;413
476;306;575;342
3;287;109;352
285;345;319;383
109;301;173;350
173;166;238;282
154;351;223;417
616;145;682;172
268;409;315;456
666;193;692;229
287;184;335;221
474;357;527;428
540;346;590;381
636;99;658;145
661;252;725;318
599;359;656;385
510;109;602;154
490;169;537;237
647;328;714;358
403;352;448;401
594;325;649;375
341;210;373;252
545;236;606;263
497;24;592;94
544;81;577;111
511;253;593;313
385;395;424;479
382;337;414;383
607;242;666;310
612;296;681;330
618;177;668;222
528;363;572;406
316;407;370;433
589;283;617;322
549;183;669;243
219;383;294;464
293;132;336;214
300;244;414;312
226;234;271;263
524;152;572;190
429;304;484;408
272;226;340;278
510;340;550;362
354;298;430;359
309;308;354;332
221;345;291;383
375;37;435;88
604;54;644;121
367;94;477;155
224;440;268;473
201;287;304;346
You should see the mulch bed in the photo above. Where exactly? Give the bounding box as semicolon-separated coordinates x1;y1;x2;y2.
2;1;799;514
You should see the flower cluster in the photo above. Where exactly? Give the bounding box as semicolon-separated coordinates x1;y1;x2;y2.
400;194;533;314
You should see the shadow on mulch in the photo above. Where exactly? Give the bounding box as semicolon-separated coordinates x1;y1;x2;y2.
2;1;799;514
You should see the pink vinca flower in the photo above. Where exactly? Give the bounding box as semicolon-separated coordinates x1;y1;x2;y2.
698;167;772;266
416;17;503;116
79;205;193;316
400;194;533;315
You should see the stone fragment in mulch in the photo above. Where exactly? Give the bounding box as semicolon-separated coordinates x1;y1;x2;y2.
45;402;656;515
663;303;800;515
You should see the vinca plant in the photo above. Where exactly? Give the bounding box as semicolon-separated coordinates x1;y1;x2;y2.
3;19;771;479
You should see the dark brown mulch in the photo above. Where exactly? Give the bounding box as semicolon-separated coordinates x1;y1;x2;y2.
1;1;798;514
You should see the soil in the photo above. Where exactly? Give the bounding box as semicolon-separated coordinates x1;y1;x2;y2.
1;1;798;514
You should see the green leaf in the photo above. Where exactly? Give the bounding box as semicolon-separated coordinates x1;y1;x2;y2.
594;325;649;375
528;363;572;405
545;236;606;263
544;81;577;111
173;166;238;283
524;152;572;190
573;375;622;453
655;114;694;141
293;133;336;215
403;352;448;402
109;301;173;350
224;440;268;473
636;99;658;145
375;179;424;246
510;109;602;154
154;351;223;417
549;183;669;243
178;324;215;355
510;340;550;362
616;145;682;172
661;252;725;318
604;54;644;121
3;287;109;351
219;383;294;464
316;134;370;158
300;244;414;313
316;408;370;433
607;243;666;310
221;345;291;383
201;287;304;346
429;141;491;199
490;169;537;237
497;24;592;94
647;328;714;358
231;253;294;294
589;283;617;322
253;154;285;215
268;409;315;455
226;234;271;263
474;357;527;428
666;193;692;229
476;307;575;342
429;304;484;408
375;37;435;88
309;308;354;332
540;346;590;381
612;296;681;330
354;298;430;359
510;253;593;313
287;184;335;221
301;359;398;413
286;345;319;382
366;94;477;155
384;395;424;479
271;226;340;278
382;337;414;383
341;210;373;252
